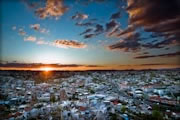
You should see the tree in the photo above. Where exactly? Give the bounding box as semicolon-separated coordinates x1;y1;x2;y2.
90;89;95;94
109;113;118;120
50;93;56;103
152;110;163;120
152;104;164;120
121;105;127;113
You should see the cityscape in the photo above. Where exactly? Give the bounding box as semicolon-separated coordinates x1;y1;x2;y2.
0;0;180;119
0;70;180;119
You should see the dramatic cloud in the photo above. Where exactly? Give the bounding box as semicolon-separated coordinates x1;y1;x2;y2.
80;24;104;39
134;51;180;59
107;32;141;52
72;12;88;20
106;26;120;37
142;37;180;49
35;0;68;19
24;36;36;42
127;0;180;45
105;0;180;53
105;20;121;37
106;20;119;32
53;40;87;48
127;0;180;25
94;24;104;34
117;25;135;37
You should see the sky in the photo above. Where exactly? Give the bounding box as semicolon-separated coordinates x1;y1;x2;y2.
0;0;180;70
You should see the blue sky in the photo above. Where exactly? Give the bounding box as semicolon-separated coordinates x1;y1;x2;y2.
0;0;180;70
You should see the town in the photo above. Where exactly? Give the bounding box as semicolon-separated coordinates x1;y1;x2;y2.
0;70;180;120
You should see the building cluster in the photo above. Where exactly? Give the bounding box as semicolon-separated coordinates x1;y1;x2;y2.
0;70;180;120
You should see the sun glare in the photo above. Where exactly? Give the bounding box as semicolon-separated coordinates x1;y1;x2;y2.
40;67;53;72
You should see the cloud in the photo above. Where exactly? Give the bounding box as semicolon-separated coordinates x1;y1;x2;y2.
80;24;104;39
127;0;180;25
106;26;120;37
106;20;119;32
142;37;180;49
80;28;93;35
36;40;48;45
94;24;104;34
0;62;103;70
12;26;16;30
107;32;141;52
139;63;170;66
0;60;8;64
35;0;68;19
117;25;135;37
18;28;26;36
75;21;95;27
30;24;49;34
30;24;40;31
110;24;179;51
83;34;95;39
110;11;121;20
127;0;180;45
107;23;179;51
72;12;88;20
39;28;49;34
105;0;180;53
53;40;87;48
134;51;180;59
105;20;121;37
24;36;36;42
22;36;86;49
0;63;79;68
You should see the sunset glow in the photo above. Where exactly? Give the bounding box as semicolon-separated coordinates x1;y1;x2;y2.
40;67;54;72
0;0;179;70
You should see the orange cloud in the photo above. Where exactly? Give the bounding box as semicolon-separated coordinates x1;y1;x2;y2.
24;36;36;42
53;40;87;48
35;0;68;19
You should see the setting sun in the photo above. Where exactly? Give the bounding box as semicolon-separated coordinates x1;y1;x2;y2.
40;67;53;72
